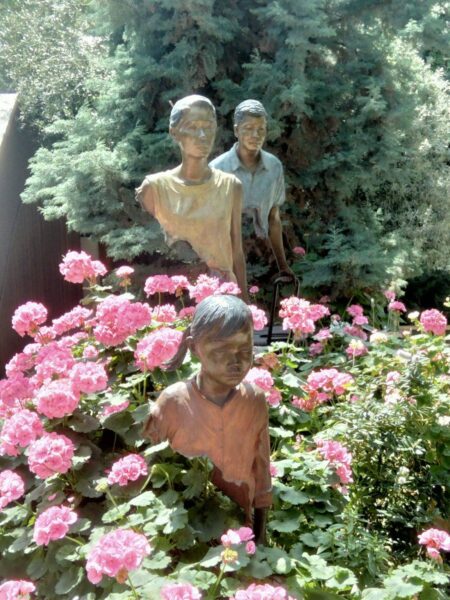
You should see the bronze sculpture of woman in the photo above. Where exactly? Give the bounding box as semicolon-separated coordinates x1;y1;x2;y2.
136;95;249;301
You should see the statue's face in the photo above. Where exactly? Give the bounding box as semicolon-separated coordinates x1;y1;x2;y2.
191;325;253;390
234;115;267;154
171;105;217;159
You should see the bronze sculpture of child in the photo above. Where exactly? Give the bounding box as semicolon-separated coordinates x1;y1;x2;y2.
143;294;271;543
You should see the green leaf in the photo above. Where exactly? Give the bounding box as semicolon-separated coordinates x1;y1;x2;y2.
181;467;208;500
67;411;100;432
275;482;310;505
55;565;84;595
129;491;156;507
102;502;131;523
199;546;223;568
26;553;47;579
72;445;93;469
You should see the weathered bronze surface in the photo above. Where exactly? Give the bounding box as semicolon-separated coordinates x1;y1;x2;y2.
143;295;271;543
211;99;294;281
136;95;249;300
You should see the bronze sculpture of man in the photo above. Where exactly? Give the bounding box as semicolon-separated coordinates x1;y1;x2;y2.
210;99;294;282
136;95;249;301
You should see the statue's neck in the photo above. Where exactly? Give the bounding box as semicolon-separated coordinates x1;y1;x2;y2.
175;157;211;185
236;144;261;173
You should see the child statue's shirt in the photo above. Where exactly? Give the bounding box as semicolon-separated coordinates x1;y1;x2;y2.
143;378;272;517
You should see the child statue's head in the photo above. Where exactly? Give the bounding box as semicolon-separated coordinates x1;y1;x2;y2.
165;295;254;387
169;95;217;160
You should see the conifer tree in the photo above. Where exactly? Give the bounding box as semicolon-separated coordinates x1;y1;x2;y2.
21;0;450;297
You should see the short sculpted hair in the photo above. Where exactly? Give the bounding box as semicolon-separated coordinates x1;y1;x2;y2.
164;294;253;370
233;99;268;126
169;95;216;129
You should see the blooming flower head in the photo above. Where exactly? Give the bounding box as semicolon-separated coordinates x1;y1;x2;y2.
309;342;324;356
218;281;241;296
249;285;259;294
116;266;134;279
107;454;148;486
221;527;254;547
249;305;268;331
316;439;353;489
151;304;178;324
59;250;107;284
188;274;221;303
244;367;273;392
420;309;447;336
12;302;48;338
388;300;407;313
52;306;92;336
370;331;389;345
93;295;152;346
221;548;239;564
305;368;354;400
0;373;35;417
0;470;25;509
266;388;282;407
0;409;44;457
171;275;190;293
0;580;36;599
346;339;368;358
144;274;176;296
33;505;78;546
293;246;306;256
384;290;396;301
34;379;80;419
27;432;75;479
85;528;151;584
346;304;364;319
233;583;296;599
279;297;329;337
313;327;332;342
418;528;450;560
70;361;108;395
33;341;76;385
161;583;202;600
178;306;196;320
135;328;183;371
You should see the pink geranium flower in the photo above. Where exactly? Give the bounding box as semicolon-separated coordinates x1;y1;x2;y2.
293;246;306;256
249;285;260;294
0;373;35;417
59;250;107;284
34;379;80;419
388;300;407;313
161;583;202;600
279;297;329;337
52;306;92;336
316;439;353;490
0;409;44;456
151;304;178;324
418;528;450;560
420;309;447;335
345;339;368;358
107;454;148;486
85;529;151;584
70;361;108;394
33;341;76;385
0;580;36;598
33;505;78;546
233;583;296;599
244;367;273;392
135;328;183;371
12;302;48;338
144;274;176;296
249;305;268;331
27;433;74;479
0;470;25;509
188;274;221;303
384;290;396;301
93;295;152;346
116;266;134;279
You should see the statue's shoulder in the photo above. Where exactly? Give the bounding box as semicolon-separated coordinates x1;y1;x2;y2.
142;168;177;187
157;380;191;407
211;167;241;189
261;148;282;170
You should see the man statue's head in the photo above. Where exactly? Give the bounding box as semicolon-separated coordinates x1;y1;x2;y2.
233;100;267;156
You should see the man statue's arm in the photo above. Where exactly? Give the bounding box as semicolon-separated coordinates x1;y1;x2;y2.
268;206;294;279
231;181;250;302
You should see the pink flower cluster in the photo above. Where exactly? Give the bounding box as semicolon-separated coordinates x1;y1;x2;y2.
279;297;329;337
388;300;407;313
0;580;36;599
5;343;38;377
418;528;450;560
135;327;183;371
249;305;268;331
27;433;74;479
0;470;25;509
345;339;368;359
221;527;256;556
33;505;78;546
0;409;44;456
346;304;368;326
34;379;80;419
151;304;177;324
93;295;152;346
107;454;148;486
161;583;202;600
145;274;185;296
188;274;240;304
316;439;353;491
0;373;35;417
59;251;107;284
420;309;447;336
244;368;281;407
300;368;354;409
70;362;108;394
33;342;75;385
233;583;296;599
85;528;151;584
52;306;92;336
116;266;134;279
102;400;129;418
12;302;48;337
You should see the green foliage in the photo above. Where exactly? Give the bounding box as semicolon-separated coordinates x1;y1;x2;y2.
16;0;450;296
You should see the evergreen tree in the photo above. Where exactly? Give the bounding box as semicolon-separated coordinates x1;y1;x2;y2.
21;0;450;298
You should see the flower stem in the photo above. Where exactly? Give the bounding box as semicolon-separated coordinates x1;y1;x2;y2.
127;574;139;599
66;535;84;546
